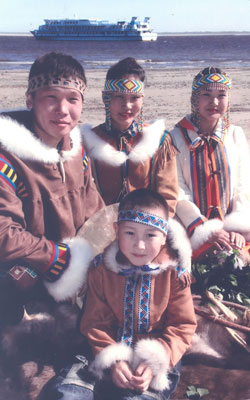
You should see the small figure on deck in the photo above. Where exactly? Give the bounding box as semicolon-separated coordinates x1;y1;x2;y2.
170;67;250;258
0;52;104;328
81;57;178;217
47;188;196;400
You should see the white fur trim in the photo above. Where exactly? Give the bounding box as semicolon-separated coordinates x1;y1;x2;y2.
128;119;166;163
81;119;166;165
89;342;133;379
44;237;94;302
103;240;178;275
103;241;123;273
168;218;192;272
0;115;81;163
81;123;127;166
191;219;223;250
132;339;170;391
223;211;250;237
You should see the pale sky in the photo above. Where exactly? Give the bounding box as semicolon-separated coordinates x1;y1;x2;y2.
1;0;250;33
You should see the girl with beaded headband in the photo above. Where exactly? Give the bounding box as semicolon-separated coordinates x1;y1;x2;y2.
170;66;250;258
190;66;231;135
81;57;178;217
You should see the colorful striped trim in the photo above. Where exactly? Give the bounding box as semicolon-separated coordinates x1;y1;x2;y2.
82;148;89;172
103;79;144;94
190;140;231;220
187;216;207;237
44;241;70;282
118;209;168;235
179;124;231;221
138;275;151;333
120;276;137;346
192;73;231;91
0;155;28;198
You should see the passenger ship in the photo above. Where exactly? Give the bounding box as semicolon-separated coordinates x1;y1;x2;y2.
31;17;157;41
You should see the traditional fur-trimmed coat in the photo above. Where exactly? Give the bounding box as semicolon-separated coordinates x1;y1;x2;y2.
81;120;178;217
80;219;196;392
170;116;250;250
0;111;104;301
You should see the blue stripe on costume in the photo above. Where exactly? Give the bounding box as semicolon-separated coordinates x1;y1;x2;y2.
138;275;151;333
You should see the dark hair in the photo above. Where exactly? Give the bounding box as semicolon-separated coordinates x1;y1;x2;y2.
106;57;145;81
118;188;169;220
28;52;86;84
193;66;225;82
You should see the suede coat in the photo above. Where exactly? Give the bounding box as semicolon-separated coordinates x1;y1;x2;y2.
81;120;178;217
0;111;104;301
80;219;196;391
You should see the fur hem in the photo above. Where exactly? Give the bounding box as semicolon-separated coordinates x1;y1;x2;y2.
168;219;192;272
81;120;166;165
191;219;224;250
223;211;250;237
89;343;133;379
44;237;94;302
0;115;82;163
132;339;170;391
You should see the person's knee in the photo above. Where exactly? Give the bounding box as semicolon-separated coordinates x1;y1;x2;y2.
42;362;95;400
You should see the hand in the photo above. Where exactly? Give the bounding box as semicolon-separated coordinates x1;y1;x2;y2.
111;361;134;389
229;232;246;250
130;363;153;392
208;229;232;251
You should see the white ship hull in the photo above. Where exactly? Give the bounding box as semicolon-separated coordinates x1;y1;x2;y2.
31;17;158;42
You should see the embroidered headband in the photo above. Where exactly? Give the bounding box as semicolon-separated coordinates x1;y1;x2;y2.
103;79;144;94
118;209;168;235
27;74;86;96
192;72;231;91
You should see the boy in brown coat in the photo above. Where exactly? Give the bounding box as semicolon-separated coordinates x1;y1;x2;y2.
48;189;196;400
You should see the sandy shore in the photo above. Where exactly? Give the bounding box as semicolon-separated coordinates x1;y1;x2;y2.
1;67;250;143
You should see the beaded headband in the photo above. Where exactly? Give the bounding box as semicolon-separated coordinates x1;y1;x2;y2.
118;209;168;235
103;79;144;94
192;72;231;91
27;74;86;96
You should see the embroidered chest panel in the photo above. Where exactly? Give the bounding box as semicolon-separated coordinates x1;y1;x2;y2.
118;274;152;346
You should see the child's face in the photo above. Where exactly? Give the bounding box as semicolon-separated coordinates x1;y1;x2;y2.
26;86;83;147
115;207;167;266
108;74;143;131
198;87;229;127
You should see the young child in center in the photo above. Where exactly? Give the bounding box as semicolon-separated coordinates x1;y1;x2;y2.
81;57;178;217
170;67;250;257
48;188;196;400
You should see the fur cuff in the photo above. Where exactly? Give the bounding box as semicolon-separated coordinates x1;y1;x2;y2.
132;339;170;391
89;343;133;379
191;219;223;250
44;237;94;302
168;219;192;273
224;212;250;238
